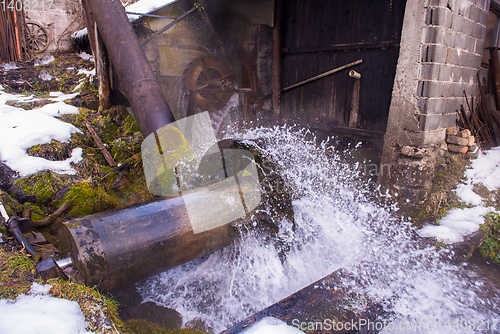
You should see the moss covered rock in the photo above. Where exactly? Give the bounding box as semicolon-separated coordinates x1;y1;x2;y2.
58;181;117;218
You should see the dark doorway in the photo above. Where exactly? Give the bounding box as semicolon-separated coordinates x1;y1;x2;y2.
280;0;407;142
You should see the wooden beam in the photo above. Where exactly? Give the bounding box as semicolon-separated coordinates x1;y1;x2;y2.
286;119;384;138
283;40;400;55
95;23;111;110
81;0;96;56
348;73;361;128
282;59;363;94
272;0;283;115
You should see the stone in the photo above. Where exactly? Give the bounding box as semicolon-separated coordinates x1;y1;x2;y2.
446;135;469;146
448;143;468;154
461;129;471;137
466;150;479;159
36;257;68;280
391;159;434;189
468;143;478;152
400;146;428;158
80;92;99;110
26;232;47;245
446;127;459;135
467;135;475;146
120;301;182;331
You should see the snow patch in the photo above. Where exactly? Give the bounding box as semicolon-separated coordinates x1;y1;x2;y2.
418;145;500;244
77;52;94;62
34;55;55;66
72;27;88;40
3;62;19;70
78;68;96;77
417;206;495;243
455;183;482;206
0;89;83;176
39;70;53;81
0;282;93;334
465;147;500;191
49;91;80;102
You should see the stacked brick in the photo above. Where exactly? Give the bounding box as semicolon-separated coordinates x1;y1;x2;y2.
446;127;479;158
417;0;489;132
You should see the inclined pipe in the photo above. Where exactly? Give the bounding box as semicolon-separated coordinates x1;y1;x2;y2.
85;0;175;138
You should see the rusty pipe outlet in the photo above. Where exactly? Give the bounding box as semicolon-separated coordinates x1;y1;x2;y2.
85;0;175;138
349;70;361;79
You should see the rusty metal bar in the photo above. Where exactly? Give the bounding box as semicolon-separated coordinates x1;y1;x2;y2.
140;5;199;46
85;0;175;138
282;59;363;93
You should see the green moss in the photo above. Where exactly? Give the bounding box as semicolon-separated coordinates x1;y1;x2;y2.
121;116;142;136
23;203;46;221
58;181;117;218
124;319;211;334
0;248;38;299
0;190;23;217
14;171;74;207
479;212;500;263
405;153;470;227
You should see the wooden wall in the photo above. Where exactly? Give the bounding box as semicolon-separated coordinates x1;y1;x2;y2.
280;0;407;136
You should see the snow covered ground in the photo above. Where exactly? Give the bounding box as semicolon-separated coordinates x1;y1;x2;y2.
418;147;500;243
0;86;83;177
0;283;93;334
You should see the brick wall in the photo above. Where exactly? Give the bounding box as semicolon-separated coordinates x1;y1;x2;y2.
379;0;493;204
417;0;490;131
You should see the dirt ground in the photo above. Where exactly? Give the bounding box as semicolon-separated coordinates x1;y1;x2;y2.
1;52;95;94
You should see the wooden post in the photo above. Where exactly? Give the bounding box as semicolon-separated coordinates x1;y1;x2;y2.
81;0;96;56
348;71;361;128
272;0;283;115
95;23;112;110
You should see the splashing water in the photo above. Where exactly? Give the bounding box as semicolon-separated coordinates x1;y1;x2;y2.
137;126;500;333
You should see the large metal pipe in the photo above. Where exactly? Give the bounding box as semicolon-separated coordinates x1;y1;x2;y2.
85;0;175;138
58;196;238;291
58;139;294;291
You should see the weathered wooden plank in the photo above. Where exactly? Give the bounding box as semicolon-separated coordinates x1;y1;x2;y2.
283;41;400;55
280;0;407;133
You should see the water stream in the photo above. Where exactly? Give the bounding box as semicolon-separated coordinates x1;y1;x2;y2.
137;125;500;333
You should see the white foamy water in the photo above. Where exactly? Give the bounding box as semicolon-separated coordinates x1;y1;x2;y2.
137;126;500;333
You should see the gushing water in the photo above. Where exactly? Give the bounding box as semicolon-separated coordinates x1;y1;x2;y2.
137;126;500;333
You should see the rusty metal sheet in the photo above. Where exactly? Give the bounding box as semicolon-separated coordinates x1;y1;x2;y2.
221;269;389;334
